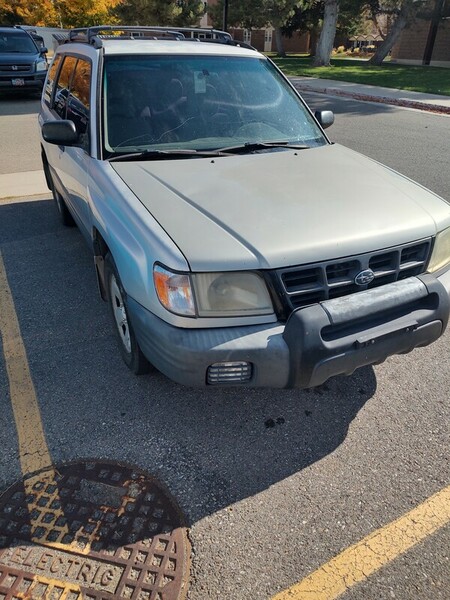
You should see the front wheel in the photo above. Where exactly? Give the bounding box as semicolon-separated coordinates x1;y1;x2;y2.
105;254;151;375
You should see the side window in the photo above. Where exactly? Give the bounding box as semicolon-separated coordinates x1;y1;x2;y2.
44;54;61;106
53;55;77;119
66;59;91;139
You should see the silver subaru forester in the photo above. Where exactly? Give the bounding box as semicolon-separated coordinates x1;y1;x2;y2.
39;26;450;387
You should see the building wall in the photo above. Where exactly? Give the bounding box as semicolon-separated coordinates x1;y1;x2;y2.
230;27;309;53
392;19;450;63
201;0;310;53
281;32;310;53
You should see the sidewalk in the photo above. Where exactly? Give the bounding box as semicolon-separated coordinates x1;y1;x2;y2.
0;170;48;200
289;77;450;115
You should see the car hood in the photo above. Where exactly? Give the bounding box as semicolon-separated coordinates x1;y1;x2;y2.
112;143;450;271
0;52;36;63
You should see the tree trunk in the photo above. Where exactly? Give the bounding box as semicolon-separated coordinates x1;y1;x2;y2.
274;27;286;57
313;0;339;67
422;0;445;65
369;1;412;65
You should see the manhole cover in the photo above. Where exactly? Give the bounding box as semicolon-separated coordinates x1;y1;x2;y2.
0;461;190;599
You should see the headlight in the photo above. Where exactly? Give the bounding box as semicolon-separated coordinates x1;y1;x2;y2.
36;60;47;72
153;265;195;316
428;227;450;273
192;272;273;317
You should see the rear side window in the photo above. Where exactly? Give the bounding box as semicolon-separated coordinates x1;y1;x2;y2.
44;54;62;106
66;59;91;138
53;55;77;119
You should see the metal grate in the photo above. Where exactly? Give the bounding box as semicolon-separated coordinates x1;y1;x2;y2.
0;461;190;600
278;239;431;312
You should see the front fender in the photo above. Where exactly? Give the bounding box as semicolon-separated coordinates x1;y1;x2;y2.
87;160;189;315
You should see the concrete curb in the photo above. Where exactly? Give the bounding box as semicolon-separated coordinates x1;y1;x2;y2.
292;83;450;115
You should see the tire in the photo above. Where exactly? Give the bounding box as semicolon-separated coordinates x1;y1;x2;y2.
50;177;75;227
104;253;151;375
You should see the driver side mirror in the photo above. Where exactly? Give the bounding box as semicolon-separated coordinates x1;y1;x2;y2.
40;47;48;56
42;120;80;146
315;110;334;129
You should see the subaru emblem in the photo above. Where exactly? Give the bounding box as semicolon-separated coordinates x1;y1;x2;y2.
355;269;375;286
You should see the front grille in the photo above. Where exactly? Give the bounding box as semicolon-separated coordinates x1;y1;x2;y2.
0;64;32;73
277;239;431;313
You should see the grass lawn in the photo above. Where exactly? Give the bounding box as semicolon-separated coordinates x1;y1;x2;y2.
270;56;450;96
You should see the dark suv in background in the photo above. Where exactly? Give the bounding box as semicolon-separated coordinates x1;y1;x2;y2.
0;26;48;93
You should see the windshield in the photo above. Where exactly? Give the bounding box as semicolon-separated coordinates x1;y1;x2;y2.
0;32;37;53
102;54;327;156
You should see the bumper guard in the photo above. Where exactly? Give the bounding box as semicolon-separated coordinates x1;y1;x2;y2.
283;275;450;388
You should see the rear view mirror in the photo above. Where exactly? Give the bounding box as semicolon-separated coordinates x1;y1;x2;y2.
42;120;79;146
315;110;334;129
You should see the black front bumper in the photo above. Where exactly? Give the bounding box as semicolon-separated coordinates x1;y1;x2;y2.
0;74;45;91
283;274;450;388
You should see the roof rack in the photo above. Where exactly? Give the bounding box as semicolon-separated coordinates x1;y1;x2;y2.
68;26;186;47
64;25;256;50
163;27;232;41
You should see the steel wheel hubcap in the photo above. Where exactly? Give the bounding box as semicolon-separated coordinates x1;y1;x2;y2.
110;275;131;353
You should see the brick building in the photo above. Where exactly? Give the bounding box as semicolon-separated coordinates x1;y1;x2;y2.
391;0;450;66
200;0;310;53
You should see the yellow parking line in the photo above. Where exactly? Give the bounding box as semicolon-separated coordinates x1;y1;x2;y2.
1;250;83;574
272;484;450;600
0;250;52;475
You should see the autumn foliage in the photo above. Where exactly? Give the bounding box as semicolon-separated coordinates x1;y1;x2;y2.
0;0;203;28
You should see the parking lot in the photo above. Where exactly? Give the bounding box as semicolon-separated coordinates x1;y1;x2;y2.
0;92;449;599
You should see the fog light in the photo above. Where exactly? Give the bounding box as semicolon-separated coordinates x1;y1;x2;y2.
207;361;253;384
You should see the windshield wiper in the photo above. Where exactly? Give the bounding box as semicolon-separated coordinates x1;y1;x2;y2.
107;142;310;162
108;148;229;162
216;141;310;154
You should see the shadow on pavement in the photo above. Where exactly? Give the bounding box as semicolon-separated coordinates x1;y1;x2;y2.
0;93;40;116
0;198;377;525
